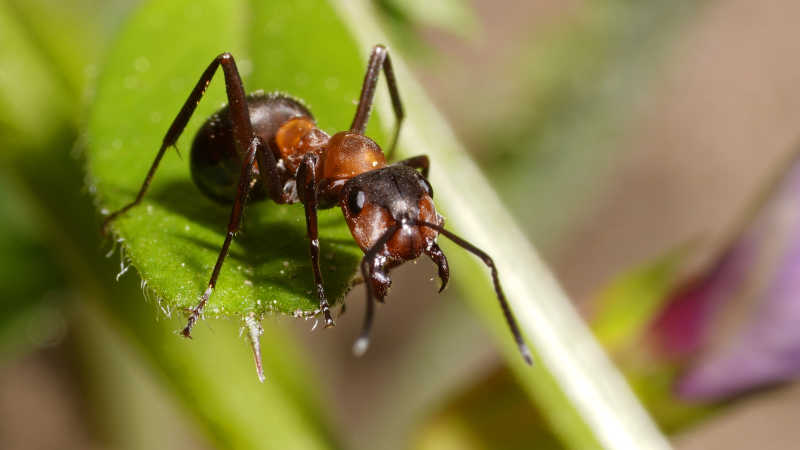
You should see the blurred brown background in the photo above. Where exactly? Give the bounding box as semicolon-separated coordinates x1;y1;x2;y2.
308;0;800;448
4;0;800;449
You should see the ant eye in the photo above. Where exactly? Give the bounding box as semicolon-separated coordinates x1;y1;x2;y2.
418;177;433;197
348;189;366;215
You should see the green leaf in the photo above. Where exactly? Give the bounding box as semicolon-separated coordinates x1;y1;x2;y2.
0;2;76;360
3;0;135;96
77;294;337;450
2;1;338;446
86;0;388;317
592;247;688;352
0;0;72;152
414;370;562;450
0;170;68;360
589;247;717;432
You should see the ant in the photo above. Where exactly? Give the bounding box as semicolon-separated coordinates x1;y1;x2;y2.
102;45;532;366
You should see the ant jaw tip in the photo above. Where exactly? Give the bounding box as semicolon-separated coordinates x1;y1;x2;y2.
352;337;370;357
180;328;193;339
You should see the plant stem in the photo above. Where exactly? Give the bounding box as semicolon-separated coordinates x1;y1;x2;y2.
332;1;672;448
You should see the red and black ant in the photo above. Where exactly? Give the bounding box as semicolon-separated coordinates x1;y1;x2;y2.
102;45;532;365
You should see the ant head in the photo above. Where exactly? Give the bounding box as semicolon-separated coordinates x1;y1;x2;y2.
344;167;532;365
340;165;445;297
341;165;442;257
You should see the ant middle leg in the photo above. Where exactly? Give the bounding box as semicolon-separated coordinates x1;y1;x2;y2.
350;44;405;160
297;154;335;327
102;52;282;234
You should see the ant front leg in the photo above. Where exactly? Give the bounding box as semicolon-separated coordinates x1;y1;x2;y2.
350;45;405;160
297;154;335;327
353;223;401;356
182;136;262;337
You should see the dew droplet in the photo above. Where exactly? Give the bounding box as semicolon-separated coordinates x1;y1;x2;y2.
123;75;139;89
134;56;151;73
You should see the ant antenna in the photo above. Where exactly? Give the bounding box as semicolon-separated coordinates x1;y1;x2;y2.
415;220;533;365
353;223;401;357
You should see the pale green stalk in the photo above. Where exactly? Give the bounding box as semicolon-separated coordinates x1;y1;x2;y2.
332;1;672;448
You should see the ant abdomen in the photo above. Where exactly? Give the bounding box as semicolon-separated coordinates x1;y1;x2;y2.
190;92;312;203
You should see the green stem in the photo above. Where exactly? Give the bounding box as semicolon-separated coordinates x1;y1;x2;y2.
332;1;671;448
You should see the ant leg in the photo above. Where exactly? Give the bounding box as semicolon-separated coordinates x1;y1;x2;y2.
394;155;429;178
415;220;533;365
352;223;401;357
102;52;282;234
297;154;335;327
182;136;261;337
349;44;405;160
352;264;374;357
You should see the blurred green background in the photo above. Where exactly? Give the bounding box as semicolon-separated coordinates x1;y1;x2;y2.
4;0;800;449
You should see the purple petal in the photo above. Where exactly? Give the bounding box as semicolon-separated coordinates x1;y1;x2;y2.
673;157;800;400
650;243;753;360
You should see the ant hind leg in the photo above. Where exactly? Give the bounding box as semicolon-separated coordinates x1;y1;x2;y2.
102;52;262;234
182;136;262;337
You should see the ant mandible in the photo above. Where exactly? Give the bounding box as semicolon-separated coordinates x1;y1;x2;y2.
102;45;532;365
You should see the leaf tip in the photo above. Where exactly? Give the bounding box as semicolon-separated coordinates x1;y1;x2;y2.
244;313;266;382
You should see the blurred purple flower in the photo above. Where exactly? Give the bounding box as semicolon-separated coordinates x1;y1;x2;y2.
650;155;800;400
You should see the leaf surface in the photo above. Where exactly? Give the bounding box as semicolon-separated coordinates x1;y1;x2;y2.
86;0;387;317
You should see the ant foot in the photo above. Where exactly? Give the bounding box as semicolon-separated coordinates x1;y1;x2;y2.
182;287;211;338
181;312;198;338
100;217;114;236
100;206;131;236
352;335;369;357
323;308;336;328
